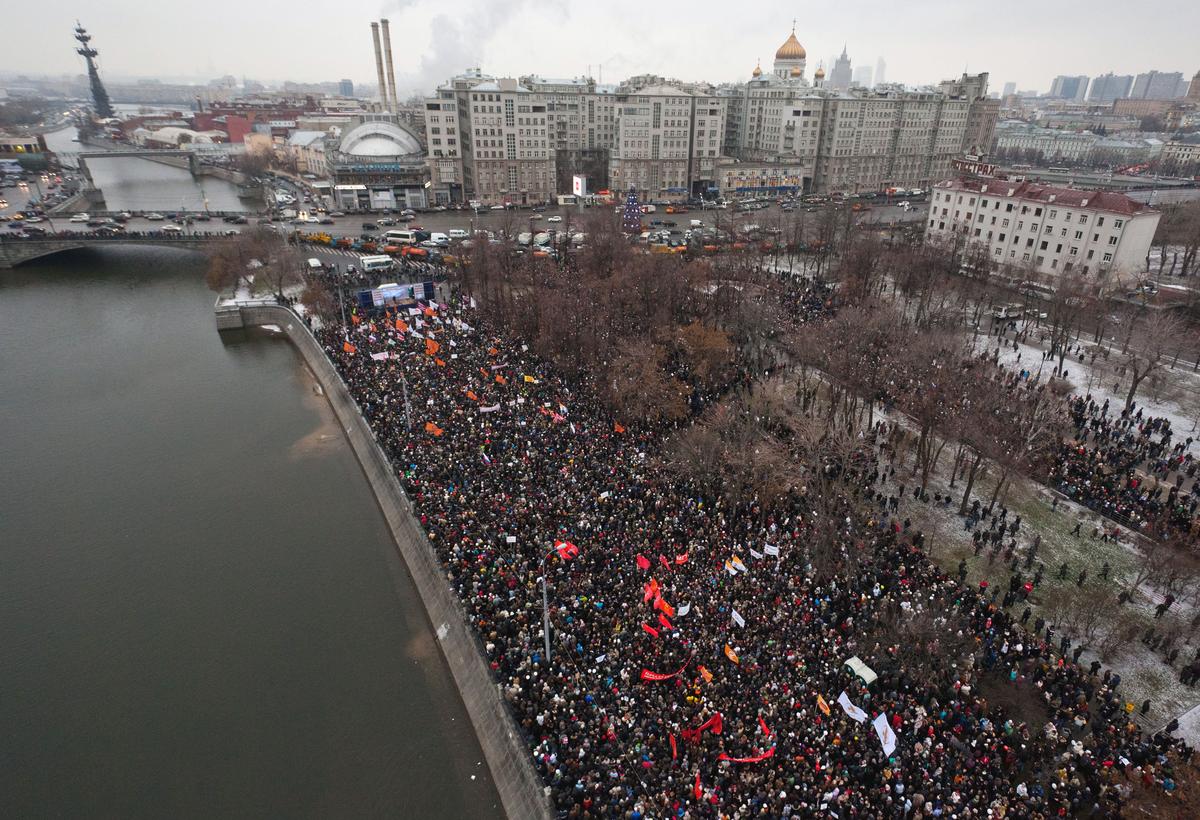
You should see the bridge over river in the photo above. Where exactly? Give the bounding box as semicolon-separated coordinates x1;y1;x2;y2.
0;234;228;268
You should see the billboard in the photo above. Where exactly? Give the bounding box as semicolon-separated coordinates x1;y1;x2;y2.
572;174;587;196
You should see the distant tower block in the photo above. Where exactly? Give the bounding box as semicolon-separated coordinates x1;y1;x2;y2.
74;22;114;119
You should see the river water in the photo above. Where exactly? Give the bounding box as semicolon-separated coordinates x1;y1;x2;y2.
0;247;502;818
43;124;250;213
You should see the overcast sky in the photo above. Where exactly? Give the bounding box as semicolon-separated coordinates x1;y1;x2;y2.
5;0;1198;96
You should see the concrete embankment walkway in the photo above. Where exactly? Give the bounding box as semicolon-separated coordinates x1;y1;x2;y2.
223;303;551;820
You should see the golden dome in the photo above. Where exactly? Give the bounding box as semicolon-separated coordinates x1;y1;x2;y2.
790;65;802;78
814;67;826;79
751;62;762;77
775;31;806;60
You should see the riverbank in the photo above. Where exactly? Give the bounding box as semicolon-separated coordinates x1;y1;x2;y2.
222;302;550;820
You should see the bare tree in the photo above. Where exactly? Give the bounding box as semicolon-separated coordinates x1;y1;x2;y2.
1118;309;1192;411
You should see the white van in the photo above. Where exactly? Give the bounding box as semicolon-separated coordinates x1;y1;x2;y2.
360;255;395;272
384;229;417;245
306;258;324;271
428;232;449;247
690;219;704;228
447;228;469;240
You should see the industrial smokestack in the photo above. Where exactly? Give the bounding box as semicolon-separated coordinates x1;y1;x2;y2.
381;18;399;113
370;22;388;111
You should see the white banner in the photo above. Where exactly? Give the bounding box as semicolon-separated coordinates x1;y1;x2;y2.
479;404;501;413
731;609;745;628
837;691;868;723
873;713;897;757
370;352;389;361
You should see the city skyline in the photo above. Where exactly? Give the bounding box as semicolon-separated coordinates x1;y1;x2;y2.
3;0;1198;97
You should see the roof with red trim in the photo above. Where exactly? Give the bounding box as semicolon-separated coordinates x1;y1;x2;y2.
934;179;1154;216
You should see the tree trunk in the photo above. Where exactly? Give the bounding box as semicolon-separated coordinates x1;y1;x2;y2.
959;453;984;515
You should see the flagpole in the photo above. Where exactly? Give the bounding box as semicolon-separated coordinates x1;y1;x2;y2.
540;551;552;663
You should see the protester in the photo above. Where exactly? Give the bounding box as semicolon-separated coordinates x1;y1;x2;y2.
308;287;1189;817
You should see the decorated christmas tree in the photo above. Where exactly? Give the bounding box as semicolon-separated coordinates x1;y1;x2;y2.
621;187;642;233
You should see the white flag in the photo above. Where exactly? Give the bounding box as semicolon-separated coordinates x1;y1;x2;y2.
505;535;517;544
676;603;691;618
370;351;389;361
407;308;421;316
873;713;897;757
469;296;477;309
731;556;748;573
763;544;780;556
480;404;501;413
731;609;745;628
749;548;764;560
837;691;868;724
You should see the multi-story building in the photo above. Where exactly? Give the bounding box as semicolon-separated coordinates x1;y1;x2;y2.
828;46;852;91
1131;71;1188;100
1088;73;1133;103
338;79;354;97
992;122;1097;163
1189;71;1200;102
1049;75;1089;102
464;78;555;206
1160;135;1200;176
608;85;695;199
327;116;428;210
925;179;1160;282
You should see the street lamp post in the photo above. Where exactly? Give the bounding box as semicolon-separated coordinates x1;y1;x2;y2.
538;547;555;663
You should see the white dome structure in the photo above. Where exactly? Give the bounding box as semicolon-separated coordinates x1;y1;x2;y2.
339;120;423;159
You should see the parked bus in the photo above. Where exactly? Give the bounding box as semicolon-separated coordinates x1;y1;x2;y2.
359;255;395;273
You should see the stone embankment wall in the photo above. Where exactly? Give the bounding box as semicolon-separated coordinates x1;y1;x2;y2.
233;304;551;820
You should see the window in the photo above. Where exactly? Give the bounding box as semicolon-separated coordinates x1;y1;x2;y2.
1103;252;1113;262
1079;214;1088;224
1041;241;1049;250
1108;236;1118;245
1097;216;1105;226
1087;249;1095;260
1114;219;1124;229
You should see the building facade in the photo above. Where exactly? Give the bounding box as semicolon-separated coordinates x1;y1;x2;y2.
1049;75;1089;102
1088;73;1133;103
1131;71;1188;100
925;179;1160;282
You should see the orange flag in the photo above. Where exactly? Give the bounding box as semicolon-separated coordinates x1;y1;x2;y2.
466;390;479;402
435;358;446;367
479;367;489;377
495;375;507;385
488;346;500;356
425;338;441;356
350;314;360;325
424;306;435;318
724;644;740;665
424;421;444;437
395;319;408;332
817;694;831;717
655;598;676;619
342;341;357;355
614;422;626;434
698;665;714;683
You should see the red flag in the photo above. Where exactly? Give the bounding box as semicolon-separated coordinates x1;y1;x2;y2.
693;772;702;801
670;733;678;760
758;716;772;739
342;341;357;355
675;553;689;565
655;598;676;619
554;540;579;560
641;623;660;638
718;747;776;763
614;422;626;433
659;554;672;570
643;578;660;603
640;661;687;682
636;554;651;571
657;612;673;631
698;712;723;735
488;346;500;356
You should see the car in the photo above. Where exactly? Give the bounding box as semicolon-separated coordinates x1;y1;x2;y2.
114;212;131;222
377;217;397;226
529;213;543;220
22;225;48;235
145;212;165;220
490;204;506;210
546;215;562;223
362;223;378;231
223;229;240;236
69;213;90;223
160;224;183;233
25;216;45;223
329;211;346;217
319;217;334;225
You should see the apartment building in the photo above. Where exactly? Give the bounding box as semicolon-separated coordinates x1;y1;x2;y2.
925;179;1160;282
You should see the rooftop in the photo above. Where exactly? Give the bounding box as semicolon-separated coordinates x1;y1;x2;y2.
935;179;1155;216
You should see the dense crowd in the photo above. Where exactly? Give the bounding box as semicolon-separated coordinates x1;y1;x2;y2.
312;290;1191;817
1052;395;1199;539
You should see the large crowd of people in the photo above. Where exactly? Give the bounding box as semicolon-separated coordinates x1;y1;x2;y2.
312;288;1190;817
1052;395;1199;539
